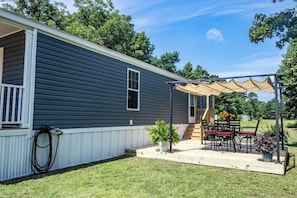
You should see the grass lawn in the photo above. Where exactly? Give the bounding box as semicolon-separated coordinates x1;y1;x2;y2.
1;120;297;198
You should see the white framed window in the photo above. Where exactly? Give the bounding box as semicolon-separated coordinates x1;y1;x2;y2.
127;68;140;111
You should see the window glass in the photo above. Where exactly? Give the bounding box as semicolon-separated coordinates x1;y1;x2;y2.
127;69;140;110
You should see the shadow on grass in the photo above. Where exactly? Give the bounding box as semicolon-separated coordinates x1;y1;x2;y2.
0;155;131;185
285;153;296;173
287;142;297;147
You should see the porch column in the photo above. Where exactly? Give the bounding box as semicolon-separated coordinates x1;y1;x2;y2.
22;29;37;131
0;48;3;129
206;95;209;121
193;95;197;123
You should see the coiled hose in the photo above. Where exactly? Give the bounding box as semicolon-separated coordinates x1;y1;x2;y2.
31;125;62;174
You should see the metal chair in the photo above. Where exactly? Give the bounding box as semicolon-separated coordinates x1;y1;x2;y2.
202;120;217;149
215;130;236;152
238;120;260;153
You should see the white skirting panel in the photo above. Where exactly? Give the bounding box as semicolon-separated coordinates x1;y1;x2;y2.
0;124;188;181
0;130;32;181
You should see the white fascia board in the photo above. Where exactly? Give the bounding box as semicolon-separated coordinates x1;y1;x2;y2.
0;8;186;81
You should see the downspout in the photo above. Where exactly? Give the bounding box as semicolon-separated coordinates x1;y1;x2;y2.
169;84;174;153
274;75;280;163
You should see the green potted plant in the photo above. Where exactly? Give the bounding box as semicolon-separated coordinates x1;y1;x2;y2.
146;120;180;152
254;132;277;162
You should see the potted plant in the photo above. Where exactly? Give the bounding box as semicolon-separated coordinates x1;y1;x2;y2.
254;132;277;162
146;120;180;152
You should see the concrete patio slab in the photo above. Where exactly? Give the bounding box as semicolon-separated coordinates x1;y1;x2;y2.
126;140;288;175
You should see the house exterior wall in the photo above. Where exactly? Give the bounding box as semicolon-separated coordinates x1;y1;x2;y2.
0;31;24;85
33;33;188;129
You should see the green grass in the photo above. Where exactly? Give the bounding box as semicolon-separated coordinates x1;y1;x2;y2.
1;120;297;198
287;121;297;128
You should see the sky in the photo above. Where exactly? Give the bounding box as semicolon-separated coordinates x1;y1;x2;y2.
62;0;296;101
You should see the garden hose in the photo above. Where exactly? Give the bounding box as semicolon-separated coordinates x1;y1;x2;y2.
31;125;63;174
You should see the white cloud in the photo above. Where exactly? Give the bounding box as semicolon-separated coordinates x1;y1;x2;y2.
206;28;224;42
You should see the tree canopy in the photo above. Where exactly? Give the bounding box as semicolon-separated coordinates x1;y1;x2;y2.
178;62;217;79
151;52;180;73
249;2;297;49
278;39;297;118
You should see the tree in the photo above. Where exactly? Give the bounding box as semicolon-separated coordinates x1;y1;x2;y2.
178;62;218;79
263;99;276;119
178;62;195;79
215;92;246;118
0;0;68;28
64;0;155;62
151;51;180;73
128;32;155;63
249;3;297;49
278;39;297;119
244;92;260;120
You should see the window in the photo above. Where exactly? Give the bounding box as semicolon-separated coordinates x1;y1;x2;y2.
127;68;140;110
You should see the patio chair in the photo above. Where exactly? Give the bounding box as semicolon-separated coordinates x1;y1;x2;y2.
202;120;217;149
229;120;241;133
238;120;260;153
215;130;236;152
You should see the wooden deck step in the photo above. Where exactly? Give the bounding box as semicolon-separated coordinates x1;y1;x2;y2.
183;123;202;140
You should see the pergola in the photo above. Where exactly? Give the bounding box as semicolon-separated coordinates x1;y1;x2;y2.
167;73;284;163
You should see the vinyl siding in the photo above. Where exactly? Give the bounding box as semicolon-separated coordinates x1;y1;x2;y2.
33;33;188;129
0;31;24;85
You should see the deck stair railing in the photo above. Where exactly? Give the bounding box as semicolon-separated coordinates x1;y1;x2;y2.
0;84;24;128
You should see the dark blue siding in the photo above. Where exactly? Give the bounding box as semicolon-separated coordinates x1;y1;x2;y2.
33;33;188;129
0;31;24;85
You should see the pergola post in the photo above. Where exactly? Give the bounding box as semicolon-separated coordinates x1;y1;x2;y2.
169;84;174;153
279;86;284;150
274;74;281;163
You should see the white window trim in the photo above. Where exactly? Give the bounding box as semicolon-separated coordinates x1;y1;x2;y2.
127;68;140;111
0;47;3;83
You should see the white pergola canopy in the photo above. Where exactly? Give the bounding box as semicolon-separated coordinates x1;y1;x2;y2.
175;77;274;96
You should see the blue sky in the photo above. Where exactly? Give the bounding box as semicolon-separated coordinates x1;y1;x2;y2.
63;0;295;100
